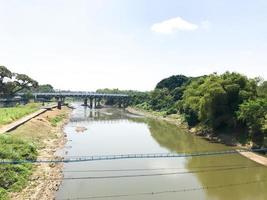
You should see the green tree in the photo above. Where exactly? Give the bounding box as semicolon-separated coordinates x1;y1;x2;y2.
237;98;267;147
0;66;38;97
150;88;174;112
34;84;54;93
180;72;257;129
257;81;267;97
155;75;189;90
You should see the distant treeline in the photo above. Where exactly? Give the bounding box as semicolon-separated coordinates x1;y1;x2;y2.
98;72;267;147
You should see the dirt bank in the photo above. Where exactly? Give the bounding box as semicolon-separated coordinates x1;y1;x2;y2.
8;107;72;200
126;107;187;128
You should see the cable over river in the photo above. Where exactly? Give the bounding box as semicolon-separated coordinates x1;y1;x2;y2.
55;104;267;200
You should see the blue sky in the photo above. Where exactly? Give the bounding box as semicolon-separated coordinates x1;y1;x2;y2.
0;0;266;91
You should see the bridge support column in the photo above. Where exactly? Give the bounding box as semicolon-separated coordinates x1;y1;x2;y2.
122;98;128;108
94;98;97;108
97;98;101;108
89;98;93;109
83;98;88;106
118;98;122;108
57;98;62;110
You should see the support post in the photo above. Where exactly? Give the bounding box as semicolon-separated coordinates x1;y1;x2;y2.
84;98;88;106
89;98;93;109
97;98;101;107
57;99;62;110
118;98;122;108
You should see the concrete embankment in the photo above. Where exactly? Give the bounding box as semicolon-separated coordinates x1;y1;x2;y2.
238;151;267;167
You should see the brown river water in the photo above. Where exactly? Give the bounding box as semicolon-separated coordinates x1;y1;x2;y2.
56;105;267;200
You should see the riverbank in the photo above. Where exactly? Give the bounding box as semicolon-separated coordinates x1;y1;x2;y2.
127;107;243;146
127;107;267;166
6;106;71;200
127;107;187;129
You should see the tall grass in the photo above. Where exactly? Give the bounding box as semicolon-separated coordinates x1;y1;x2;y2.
0;135;37;200
0;103;40;126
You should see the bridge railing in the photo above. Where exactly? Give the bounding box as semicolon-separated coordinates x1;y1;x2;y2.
17;92;129;98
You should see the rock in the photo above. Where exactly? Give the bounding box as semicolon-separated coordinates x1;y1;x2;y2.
75;126;87;133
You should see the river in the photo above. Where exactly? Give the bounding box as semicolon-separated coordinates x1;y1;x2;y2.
56;105;267;200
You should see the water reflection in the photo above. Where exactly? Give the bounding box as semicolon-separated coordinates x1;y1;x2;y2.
70;106;132;123
146;118;267;200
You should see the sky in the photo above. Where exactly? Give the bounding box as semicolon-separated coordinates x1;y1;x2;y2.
0;0;267;91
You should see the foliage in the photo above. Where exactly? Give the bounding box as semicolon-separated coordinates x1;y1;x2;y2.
237;98;267;147
0;135;37;196
22;84;55;94
48;114;65;127
257;81;267;97
97;72;266;147
0;188;8;200
155;75;189;90
0;66;38;97
179;72;257;129
149;88;174;111
0;103;40;125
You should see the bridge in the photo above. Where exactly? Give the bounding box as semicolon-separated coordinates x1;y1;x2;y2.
17;92;130;109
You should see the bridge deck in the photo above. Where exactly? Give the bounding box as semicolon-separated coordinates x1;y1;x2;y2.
17;92;129;98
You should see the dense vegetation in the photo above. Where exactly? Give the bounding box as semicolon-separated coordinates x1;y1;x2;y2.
99;72;267;148
0;103;40;126
0;135;37;199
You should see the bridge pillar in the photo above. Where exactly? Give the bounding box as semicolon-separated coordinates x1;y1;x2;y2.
89;98;93;109
94;98;97;108
57;99;62;110
83;98;88;106
118;98;122;108
97;98;101;108
122;98;127;108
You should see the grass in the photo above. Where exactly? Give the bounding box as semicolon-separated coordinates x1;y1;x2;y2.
0;103;40;126
48;114;66;127
0;135;37;200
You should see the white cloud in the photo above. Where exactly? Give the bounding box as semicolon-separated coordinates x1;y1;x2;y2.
151;17;198;34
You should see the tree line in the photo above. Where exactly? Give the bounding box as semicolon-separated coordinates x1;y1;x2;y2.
98;72;267;148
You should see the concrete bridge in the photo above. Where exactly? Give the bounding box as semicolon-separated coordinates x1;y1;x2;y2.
17;92;130;109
